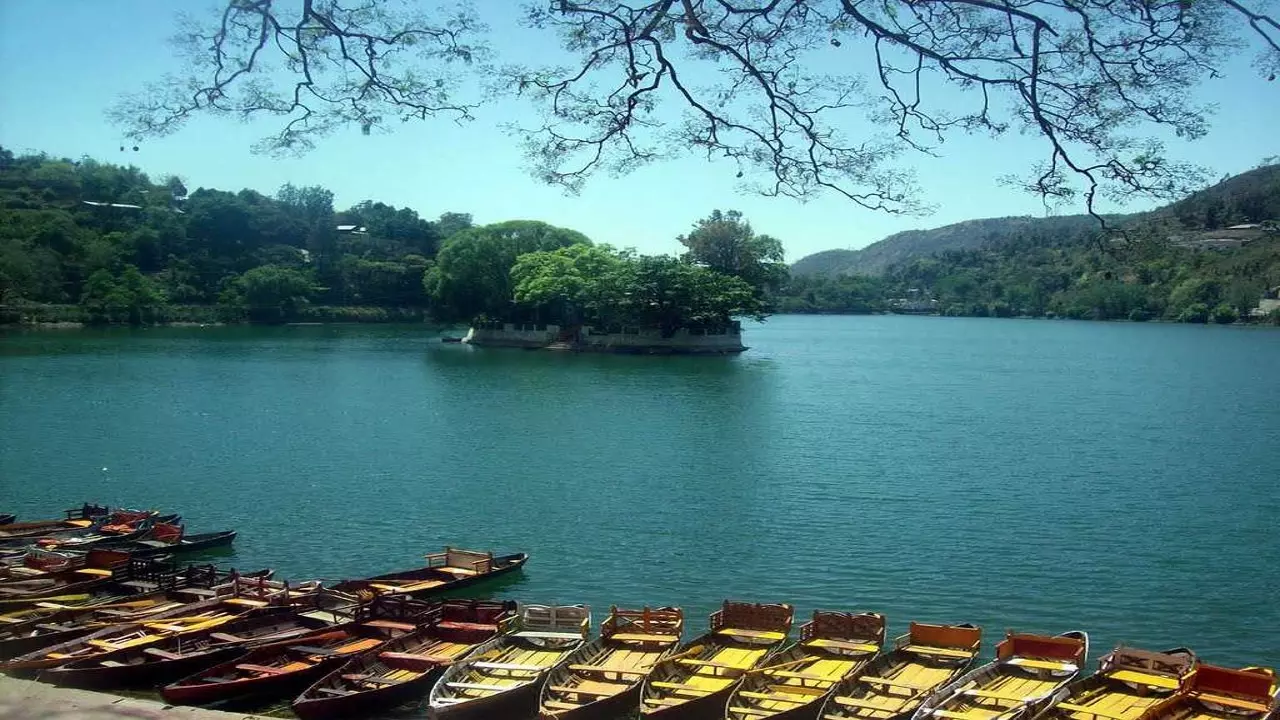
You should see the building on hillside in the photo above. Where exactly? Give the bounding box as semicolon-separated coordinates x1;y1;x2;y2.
1250;287;1280;318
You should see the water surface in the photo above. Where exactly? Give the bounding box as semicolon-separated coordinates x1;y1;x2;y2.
2;316;1277;668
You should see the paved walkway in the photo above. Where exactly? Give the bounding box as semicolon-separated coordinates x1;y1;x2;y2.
0;676;271;720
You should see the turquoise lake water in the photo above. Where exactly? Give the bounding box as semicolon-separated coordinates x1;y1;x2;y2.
2;316;1278;673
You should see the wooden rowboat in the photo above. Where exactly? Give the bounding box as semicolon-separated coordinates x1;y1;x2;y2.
0;514;15;525
105;529;238;558
638;600;795;720
332;547;528;600
1026;646;1196;720
38;606;339;690
161;620;413;706
724;610;886;720
291;599;518;720
911;630;1089;720
0;591;203;661
818;622;983;720
428;603;591;719
538;605;685;720
1141;665;1278;720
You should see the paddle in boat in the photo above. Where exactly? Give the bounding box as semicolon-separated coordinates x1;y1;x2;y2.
1141;665;1278;720
725;610;886;720
538;605;685;720
911;630;1089;720
161;618;415;706
1026;646;1197;720
292;599;519;720
427;603;591;719
332;547;528;600
819;622;983;720
39;605;341;690
638;600;795;720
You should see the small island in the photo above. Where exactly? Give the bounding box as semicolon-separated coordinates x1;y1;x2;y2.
428;212;785;354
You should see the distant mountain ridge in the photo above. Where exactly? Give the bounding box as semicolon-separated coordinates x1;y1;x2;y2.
791;163;1280;277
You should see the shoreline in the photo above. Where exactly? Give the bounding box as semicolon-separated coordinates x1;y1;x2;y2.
0;674;272;719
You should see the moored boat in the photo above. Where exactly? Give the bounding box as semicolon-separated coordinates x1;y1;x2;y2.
428;603;591;719
161;619;413;706
725;610;886;720
1026;646;1197;720
639;600;795;720
292;599;518;720
1141;665;1278;720
911;630;1089;720
332;547;528;600
819;622;983;720
38;606;338;689
0;514;15;525
105;526;238;558
538;605;685;720
0;590;199;661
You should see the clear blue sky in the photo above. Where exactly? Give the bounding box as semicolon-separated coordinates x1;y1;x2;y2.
1;0;1277;261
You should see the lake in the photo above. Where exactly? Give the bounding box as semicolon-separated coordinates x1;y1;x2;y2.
1;315;1278;672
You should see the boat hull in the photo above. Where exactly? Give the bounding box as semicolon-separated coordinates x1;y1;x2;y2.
641;684;737;720
431;676;545;720
293;666;446;720
0;625;99;662
163;656;345;706
335;552;528;600
541;683;643;720
40;646;245;690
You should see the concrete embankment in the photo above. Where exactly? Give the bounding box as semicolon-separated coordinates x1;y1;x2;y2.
0;675;271;720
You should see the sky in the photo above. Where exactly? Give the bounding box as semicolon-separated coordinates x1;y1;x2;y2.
1;0;1278;261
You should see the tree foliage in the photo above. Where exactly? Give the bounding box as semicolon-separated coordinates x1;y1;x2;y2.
678;210;788;299
116;1;1280;219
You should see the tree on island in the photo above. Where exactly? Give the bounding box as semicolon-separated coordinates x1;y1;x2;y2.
114;1;1280;222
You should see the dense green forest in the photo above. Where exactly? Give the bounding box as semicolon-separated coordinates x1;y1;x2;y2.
779;164;1280;324
0;148;779;331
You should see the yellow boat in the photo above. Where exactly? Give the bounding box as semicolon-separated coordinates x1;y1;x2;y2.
1028;646;1197;720
538;605;684;719
428;603;590;719
639;600;795;719
1141;665;1278;720
820;622;983;720
911;630;1088;720
725;610;886;720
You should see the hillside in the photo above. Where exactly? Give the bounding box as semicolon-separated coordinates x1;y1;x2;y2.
791;163;1280;277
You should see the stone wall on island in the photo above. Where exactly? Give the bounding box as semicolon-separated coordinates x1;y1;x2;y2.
461;322;746;354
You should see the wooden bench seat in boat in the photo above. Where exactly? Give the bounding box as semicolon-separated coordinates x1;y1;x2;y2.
470;661;544;672
35;623;74;631
175;587;218;598
363;619;417;631
1006;657;1078;672
439;567;478;576
142;647;184;660
1055;702;1131;719
236;664;287;675
861;676;925;690
964;689;1039;702
436;621;497;632
74;568;114;577
647;696;700;707
569;664;647;676
335;638;384;653
739;690;807;703
548;685;617;697
650;680;714;695
903;645;975;659
445;681;519;692
147;623;193;633
223;598;268;607
379;651;452;668
1195;694;1273;713
807;638;880;653
610;632;680;643
769;684;829;696
717;628;787;641
513;631;584;640
835;696;909;710
1107;670;1180;690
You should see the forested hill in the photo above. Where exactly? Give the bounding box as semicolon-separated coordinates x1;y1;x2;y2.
791;163;1280;278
